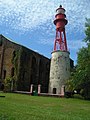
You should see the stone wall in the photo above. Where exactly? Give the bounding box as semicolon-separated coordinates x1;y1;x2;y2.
0;35;21;81
17;46;50;93
0;35;50;93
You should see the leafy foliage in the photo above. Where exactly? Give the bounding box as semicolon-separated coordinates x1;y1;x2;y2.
4;77;16;92
84;18;90;43
66;19;90;100
11;50;20;76
4;77;12;92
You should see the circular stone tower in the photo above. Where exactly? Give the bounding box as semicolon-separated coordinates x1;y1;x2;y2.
49;5;70;95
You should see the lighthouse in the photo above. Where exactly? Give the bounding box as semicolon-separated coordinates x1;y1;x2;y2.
49;5;70;95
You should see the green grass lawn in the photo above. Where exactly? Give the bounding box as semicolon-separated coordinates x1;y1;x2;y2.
0;92;90;120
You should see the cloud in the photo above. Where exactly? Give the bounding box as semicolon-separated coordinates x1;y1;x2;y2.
68;40;86;51
37;38;53;46
0;0;55;31
0;0;90;33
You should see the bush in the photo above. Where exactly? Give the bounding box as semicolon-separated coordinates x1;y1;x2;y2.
73;94;84;99
4;77;12;92
80;88;90;100
65;91;74;98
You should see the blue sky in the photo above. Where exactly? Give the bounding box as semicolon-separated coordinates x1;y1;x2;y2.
0;0;90;65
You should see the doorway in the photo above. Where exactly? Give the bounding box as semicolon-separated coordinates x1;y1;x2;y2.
53;88;57;94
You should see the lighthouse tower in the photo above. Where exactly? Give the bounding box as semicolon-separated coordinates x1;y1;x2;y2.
49;5;70;95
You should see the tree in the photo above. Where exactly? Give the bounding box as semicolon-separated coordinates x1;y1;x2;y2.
76;46;90;99
66;19;90;99
84;18;90;43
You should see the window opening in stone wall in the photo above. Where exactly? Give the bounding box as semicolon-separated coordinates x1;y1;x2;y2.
39;59;43;84
0;39;2;46
46;62;50;71
45;62;50;92
3;70;6;79
30;75;33;84
31;56;37;85
22;71;27;80
11;67;14;77
53;88;57;94
12;51;16;61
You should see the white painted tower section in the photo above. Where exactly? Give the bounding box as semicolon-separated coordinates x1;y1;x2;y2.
49;50;70;94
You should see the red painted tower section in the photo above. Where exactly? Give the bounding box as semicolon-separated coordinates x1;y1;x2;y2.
54;5;68;51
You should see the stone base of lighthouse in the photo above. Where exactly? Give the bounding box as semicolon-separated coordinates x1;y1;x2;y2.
49;50;70;95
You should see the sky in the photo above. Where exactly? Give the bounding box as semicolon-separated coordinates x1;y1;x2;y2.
0;0;90;65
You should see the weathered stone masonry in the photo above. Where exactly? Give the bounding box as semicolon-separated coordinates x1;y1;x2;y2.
0;35;50;93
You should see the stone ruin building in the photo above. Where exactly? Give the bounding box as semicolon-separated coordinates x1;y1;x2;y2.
0;34;50;93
